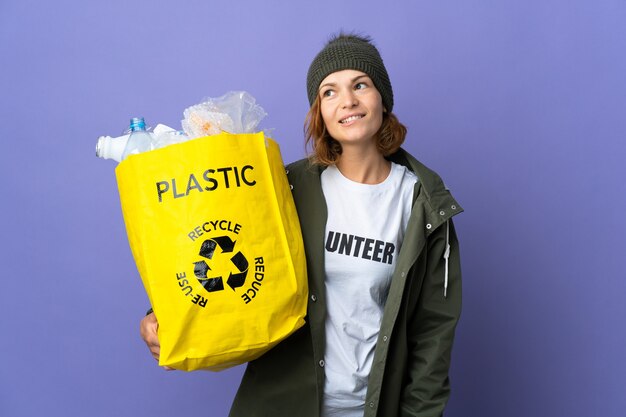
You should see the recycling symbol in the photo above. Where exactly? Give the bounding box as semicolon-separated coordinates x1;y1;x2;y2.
193;236;249;292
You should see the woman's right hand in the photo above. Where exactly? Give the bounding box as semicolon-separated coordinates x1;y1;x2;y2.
140;312;174;370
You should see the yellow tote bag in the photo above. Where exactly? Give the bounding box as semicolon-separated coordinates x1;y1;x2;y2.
115;132;308;371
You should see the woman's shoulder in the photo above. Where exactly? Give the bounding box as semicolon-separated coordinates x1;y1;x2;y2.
285;158;310;173
389;148;462;213
286;158;324;182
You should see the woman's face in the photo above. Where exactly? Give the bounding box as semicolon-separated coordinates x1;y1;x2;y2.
318;69;384;149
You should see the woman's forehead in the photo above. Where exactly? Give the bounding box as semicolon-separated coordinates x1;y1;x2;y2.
320;69;370;85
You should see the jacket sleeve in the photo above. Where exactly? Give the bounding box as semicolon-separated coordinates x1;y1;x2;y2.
400;219;462;417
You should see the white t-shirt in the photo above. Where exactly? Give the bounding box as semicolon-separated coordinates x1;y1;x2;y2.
321;162;418;417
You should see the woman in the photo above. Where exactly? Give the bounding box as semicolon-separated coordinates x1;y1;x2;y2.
141;33;463;417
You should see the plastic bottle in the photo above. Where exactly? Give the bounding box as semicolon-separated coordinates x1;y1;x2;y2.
121;117;154;160
96;121;189;162
95;134;130;162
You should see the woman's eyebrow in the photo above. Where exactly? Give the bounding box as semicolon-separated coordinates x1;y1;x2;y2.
351;75;369;83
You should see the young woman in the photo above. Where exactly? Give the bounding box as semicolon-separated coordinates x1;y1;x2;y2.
141;33;463;417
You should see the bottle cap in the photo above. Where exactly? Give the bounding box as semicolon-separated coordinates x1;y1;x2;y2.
95;136;105;158
129;117;147;131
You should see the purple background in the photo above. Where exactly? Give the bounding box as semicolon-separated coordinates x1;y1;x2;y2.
1;1;625;416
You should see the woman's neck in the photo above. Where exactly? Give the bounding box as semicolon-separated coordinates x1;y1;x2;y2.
335;146;391;184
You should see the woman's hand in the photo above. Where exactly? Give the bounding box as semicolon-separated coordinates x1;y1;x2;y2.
140;312;174;370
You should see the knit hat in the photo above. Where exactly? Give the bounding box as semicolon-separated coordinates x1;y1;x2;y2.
306;34;394;112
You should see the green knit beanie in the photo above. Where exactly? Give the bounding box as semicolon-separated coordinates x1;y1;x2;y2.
306;34;393;112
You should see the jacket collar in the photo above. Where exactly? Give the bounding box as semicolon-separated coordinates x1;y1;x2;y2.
297;147;463;234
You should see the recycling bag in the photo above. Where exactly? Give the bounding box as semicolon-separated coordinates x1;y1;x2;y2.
115;132;308;371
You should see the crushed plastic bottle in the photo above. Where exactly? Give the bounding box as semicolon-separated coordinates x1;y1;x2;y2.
95;133;130;163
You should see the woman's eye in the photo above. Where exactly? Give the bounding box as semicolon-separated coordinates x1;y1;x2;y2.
355;82;367;90
322;89;334;97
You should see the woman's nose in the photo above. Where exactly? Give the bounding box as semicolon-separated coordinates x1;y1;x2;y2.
341;90;358;108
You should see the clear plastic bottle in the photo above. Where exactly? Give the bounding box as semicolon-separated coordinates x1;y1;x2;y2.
96;121;189;162
121;117;154;160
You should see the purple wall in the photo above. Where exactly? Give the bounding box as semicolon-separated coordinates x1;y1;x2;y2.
1;1;624;416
